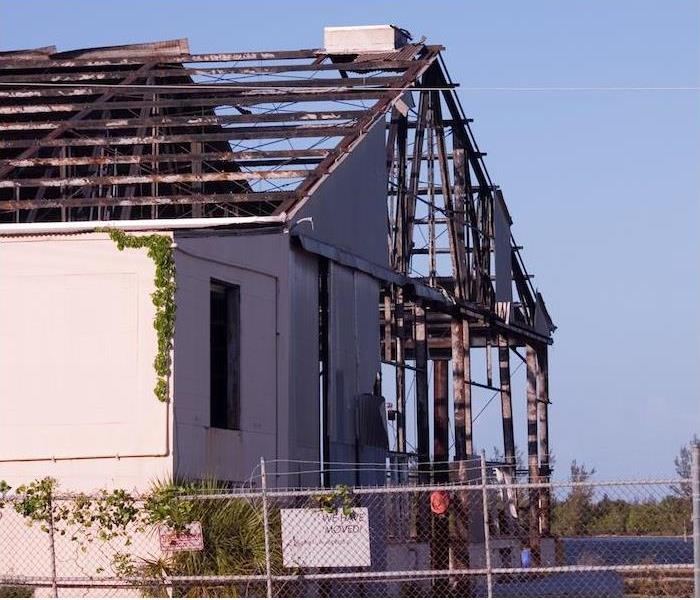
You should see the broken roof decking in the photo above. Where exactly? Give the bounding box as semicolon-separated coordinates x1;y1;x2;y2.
0;38;441;221
0;35;553;343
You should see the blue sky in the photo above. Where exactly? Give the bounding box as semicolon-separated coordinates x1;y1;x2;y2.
2;1;698;479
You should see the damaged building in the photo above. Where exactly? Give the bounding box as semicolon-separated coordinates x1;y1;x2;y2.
0;24;555;532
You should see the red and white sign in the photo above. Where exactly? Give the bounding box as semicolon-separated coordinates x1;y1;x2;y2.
158;522;204;552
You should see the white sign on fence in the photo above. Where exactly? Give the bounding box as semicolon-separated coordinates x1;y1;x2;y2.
280;507;371;568
158;521;204;552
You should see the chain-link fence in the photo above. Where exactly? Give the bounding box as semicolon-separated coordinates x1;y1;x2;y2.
0;449;698;598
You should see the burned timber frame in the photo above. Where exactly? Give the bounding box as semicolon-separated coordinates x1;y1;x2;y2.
0;36;555;554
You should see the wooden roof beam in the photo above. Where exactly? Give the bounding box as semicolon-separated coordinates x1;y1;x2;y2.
0;191;297;211
0;109;366;132
0;91;385;115
0;148;328;169
0;60;416;82
0;125;358;149
0;170;308;189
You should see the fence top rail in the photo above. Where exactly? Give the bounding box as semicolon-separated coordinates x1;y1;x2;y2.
0;562;695;588
0;477;689;502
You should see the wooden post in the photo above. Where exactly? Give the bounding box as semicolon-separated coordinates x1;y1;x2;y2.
526;344;540;562
537;345;551;536
383;292;392;362
498;335;516;468
463;320;474;457
395;287;406;454
452;318;472;594
415;304;431;542
432;359;450;594
415;304;430;480
452;319;466;460
433;360;449;480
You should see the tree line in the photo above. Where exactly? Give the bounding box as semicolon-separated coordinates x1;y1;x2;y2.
551;435;697;537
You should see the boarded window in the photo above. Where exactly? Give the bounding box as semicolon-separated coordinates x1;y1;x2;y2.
210;280;240;430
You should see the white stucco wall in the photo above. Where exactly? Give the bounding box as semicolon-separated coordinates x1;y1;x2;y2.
0;232;172;491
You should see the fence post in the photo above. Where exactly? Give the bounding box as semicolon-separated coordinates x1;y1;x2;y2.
480;450;493;598
260;457;274;599
47;491;58;598
692;443;699;598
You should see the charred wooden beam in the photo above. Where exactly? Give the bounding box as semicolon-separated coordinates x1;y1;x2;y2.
433;359;449;479
0;62;155;180
0;149;327;169
431;85;467;301
395;286;407;453
499;335;516;468
0;48;325;69
452;318;467;460
537;344;551;536
286;45;442;216
404;90;428;268
526;344;540;562
0;91;386;116
0;125;357;150
0;59;417;82
0;170;308;190
0;110;366;132
0;191;295;211
0;75;404;99
414;304;430;478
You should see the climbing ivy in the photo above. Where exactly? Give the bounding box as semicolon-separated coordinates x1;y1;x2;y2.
0;478;195;546
314;484;355;517
99;229;176;403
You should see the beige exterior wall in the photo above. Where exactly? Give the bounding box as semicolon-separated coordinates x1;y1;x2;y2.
0;227;381;492
0;232;173;491
0;228;323;492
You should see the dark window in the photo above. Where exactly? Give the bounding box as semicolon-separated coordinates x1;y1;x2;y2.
210;280;240;430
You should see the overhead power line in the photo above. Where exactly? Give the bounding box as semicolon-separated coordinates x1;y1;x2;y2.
0;81;697;92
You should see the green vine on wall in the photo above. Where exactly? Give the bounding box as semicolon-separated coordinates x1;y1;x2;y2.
99;229;176;403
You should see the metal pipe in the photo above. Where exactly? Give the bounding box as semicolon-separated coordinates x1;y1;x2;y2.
480;451;493;598
260;457;274;599
48;495;58;598
8;562;694;588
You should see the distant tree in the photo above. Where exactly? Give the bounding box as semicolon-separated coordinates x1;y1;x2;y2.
671;434;699;498
552;460;596;536
589;495;629;535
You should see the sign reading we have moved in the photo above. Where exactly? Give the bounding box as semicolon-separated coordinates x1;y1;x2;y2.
280;508;371;568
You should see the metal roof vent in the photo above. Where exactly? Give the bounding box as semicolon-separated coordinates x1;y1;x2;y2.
324;25;411;54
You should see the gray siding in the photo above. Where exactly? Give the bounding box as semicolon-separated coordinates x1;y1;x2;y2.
290;119;389;269
288;248;321;487
172;230;291;487
327;262;385;485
